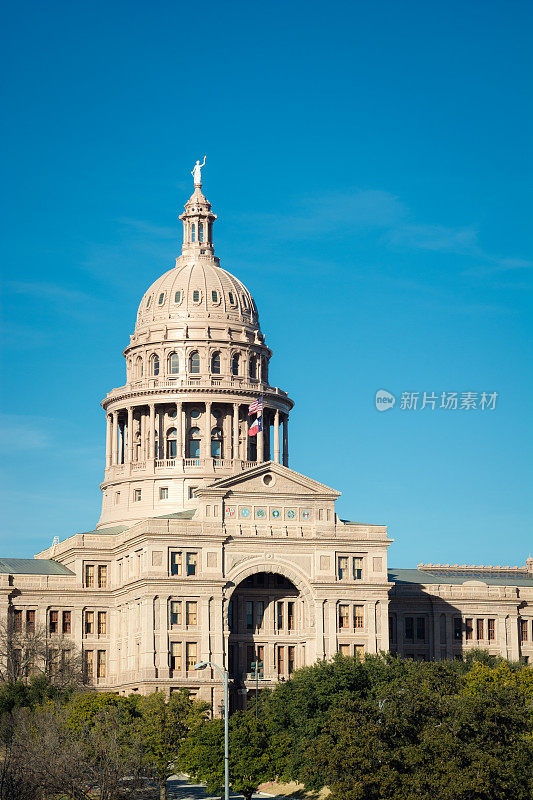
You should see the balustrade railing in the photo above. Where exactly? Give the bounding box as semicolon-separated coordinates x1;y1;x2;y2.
105;457;261;478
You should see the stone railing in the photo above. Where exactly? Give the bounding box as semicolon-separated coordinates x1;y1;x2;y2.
104;458;261;480
104;377;289;400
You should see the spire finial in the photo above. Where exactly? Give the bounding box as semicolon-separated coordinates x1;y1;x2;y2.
192;155;207;187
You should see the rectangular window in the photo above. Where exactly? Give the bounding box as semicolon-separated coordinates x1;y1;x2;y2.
338;556;348;580
96;650;106;679
186;642;197;672
288;646;295;675
416;617;426;641
170;601;182;626
97;565;107;588
476;619;484;640
13;609;22;632
453;617;462;641
170;642;182;672
26;610;35;633
257;645;264;671
256;600;265;631
171;552;182;576
186;601;198;626
277;602;284;630
186;553;197;576
287;601;295;631
354;644;364;660
62;611;71;634
84;650;94;679
354;605;364;629
405;617;414;640
353;557;363;580
159;487;168;500
85;611;94;635
49;610;58;634
338;643;350;656
488;618;495;641
338;604;349;630
520;619;528;642
246;601;253;630
465;618;473;641
277;646;284;675
97;612;107;636
85;565;95;588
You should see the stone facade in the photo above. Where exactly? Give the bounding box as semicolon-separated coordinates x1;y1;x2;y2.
1;174;532;712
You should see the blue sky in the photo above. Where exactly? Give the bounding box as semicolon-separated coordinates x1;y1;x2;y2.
1;0;532;566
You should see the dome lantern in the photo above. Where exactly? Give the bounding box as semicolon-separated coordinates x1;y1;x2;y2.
179;158;217;256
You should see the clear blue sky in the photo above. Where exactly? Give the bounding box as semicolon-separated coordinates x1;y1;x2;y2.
1;0;532;566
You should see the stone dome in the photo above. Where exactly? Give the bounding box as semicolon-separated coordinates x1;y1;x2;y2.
135;258;259;334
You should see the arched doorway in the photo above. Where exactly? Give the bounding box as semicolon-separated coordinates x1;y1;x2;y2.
227;571;305;710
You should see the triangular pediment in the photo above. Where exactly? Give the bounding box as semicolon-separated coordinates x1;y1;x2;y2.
198;461;341;500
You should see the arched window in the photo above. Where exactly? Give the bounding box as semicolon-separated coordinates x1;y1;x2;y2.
191;223;196;242
211;427;223;458
151;354;160;376
231;353;240;376
188;426;201;458
189;351;200;374
168;353;179;375
249;356;257;379
166;428;177;459
199;222;204;242
135;356;143;378
261;357;268;382
211;352;221;374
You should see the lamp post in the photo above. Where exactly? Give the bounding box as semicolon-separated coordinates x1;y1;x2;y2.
194;660;229;800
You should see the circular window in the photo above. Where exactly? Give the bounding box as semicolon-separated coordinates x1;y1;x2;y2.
190;408;201;419
262;474;274;486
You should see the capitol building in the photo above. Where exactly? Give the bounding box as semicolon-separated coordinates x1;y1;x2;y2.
2;166;532;710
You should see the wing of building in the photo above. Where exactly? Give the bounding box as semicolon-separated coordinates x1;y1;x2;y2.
2;171;532;709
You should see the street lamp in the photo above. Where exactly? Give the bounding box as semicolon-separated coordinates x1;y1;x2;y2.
194;660;229;800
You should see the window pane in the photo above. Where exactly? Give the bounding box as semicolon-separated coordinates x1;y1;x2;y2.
186;553;197;576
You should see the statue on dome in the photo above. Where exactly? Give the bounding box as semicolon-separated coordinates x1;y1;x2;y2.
192;156;207;186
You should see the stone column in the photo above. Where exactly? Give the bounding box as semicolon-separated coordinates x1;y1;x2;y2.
111;412;118;465
127;407;134;463
149;404;155;460
176;401;182;461
232;404;240;460
105;414;112;467
204;401;212;461
273;409;280;464
282;415;289;467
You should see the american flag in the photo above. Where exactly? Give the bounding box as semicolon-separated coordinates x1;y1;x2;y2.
248;398;263;415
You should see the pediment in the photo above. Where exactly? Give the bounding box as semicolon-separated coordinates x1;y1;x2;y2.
199;461;341;500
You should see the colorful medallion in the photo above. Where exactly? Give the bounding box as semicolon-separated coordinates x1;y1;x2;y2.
240;507;251;519
226;506;235;518
256;508;266;519
271;509;281;519
301;510;311;520
286;509;296;519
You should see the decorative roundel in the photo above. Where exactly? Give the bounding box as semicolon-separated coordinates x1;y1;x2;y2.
271;509;281;519
256;508;266;518
226;506;235;518
286;509;296;519
240;507;251;519
301;510;311;520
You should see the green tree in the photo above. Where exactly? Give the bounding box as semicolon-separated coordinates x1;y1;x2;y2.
180;709;283;800
135;690;208;800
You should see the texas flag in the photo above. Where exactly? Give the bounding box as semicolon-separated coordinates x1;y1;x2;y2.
248;415;263;436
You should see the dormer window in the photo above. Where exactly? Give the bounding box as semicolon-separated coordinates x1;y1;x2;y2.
174;291;181;303
228;291;235;305
192;290;200;303
191;223;196;242
158;292;165;305
211;290;218;303
146;295;152;309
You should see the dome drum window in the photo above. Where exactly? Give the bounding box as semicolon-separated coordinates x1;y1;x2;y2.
188;426;201;459
211;426;223;458
168;353;179;375
211;352;221;374
151;354;160;376
166;428;177;460
231;353;240;376
189;352;200;374
249;356;257;380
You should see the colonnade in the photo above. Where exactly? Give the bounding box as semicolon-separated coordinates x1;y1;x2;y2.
105;401;289;468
